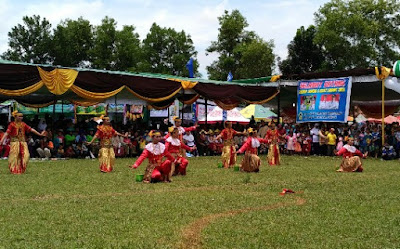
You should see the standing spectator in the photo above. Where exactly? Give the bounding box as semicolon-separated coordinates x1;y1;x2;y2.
286;130;296;155
196;130;208;156
326;128;337;156
183;131;198;157
257;120;269;138
56;145;65;158
310;124;320;155
65;129;76;148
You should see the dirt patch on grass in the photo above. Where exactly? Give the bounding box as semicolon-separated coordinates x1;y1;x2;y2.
179;197;306;249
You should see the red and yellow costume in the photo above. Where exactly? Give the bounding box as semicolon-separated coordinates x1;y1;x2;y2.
95;125;117;172
336;145;364;172
265;129;280;165
165;136;192;175
220;128;238;168
133;142;174;182
6;122;32;174
237;136;268;172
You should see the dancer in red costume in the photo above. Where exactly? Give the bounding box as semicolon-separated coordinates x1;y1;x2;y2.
165;127;196;177
0;111;45;174
131;130;174;183
237;128;269;172
215;121;244;168
265;122;280;165
336;137;367;172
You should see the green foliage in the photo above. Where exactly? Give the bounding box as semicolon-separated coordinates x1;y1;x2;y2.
207;10;275;80
0;156;400;248
51;17;94;67
138;23;199;77
1;15;53;64
314;0;400;70
280;25;325;75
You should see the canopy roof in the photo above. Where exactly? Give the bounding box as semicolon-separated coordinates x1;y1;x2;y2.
240;104;277;120
0;60;279;109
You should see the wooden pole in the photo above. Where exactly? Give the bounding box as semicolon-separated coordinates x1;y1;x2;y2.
205;98;208;125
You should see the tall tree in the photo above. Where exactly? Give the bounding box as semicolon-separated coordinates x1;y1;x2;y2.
314;0;400;70
279;25;325;75
51;17;94;67
206;10;274;80
139;23;198;77
1;15;53;64
91;16;141;71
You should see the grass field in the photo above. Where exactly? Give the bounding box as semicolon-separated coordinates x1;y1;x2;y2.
0;155;400;249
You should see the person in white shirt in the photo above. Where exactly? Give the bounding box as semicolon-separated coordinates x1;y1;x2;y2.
310;124;320;155
319;95;328;110
183;131;198;157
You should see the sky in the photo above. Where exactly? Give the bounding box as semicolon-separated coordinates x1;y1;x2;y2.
0;0;330;78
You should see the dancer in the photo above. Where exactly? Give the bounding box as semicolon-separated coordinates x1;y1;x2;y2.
336;137;367;172
165;127;196;177
265;122;280;165
236;128;268;172
131;130;174;183
0;111;45;174
215;121;244;168
87;115;127;173
171;116;197;141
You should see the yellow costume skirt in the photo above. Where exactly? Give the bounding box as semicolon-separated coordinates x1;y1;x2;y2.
338;156;363;172
222;145;236;168
9;142;29;174
267;143;280;166
99;147;115;173
241;153;261;172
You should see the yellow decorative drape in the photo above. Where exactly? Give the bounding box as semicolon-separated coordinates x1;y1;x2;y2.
69;99;102;107
181;94;200;104
70;85;125;100
270;75;281;82
126;87;182;102
214;100;240;110
168;78;198;89
37;67;78;95
0;81;44;96
19;101;56;108
242;90;280;105
148;103;174;110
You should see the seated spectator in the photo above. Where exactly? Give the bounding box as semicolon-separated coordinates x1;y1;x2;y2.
27;135;36;158
56;145;65;158
37;137;52;159
75;142;89;159
183;131;198;157
382;143;396;160
65;146;75;158
65;129;76;148
0;126;10;159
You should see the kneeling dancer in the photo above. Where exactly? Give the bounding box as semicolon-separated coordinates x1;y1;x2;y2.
131;130;174;183
165;127;195;177
336;137;367;172
237;128;268;172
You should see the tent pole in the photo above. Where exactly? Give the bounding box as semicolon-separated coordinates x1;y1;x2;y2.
277;92;281;124
382;79;385;146
205;98;208;125
181;89;185;120
52;99;56;141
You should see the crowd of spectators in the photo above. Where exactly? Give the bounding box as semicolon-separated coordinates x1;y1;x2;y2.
0;114;398;160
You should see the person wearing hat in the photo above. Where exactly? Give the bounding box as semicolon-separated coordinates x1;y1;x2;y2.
265;121;280;165
215;121;244;168
0;111;45;174
236;128;269;172
87;115;127;173
0;125;10;159
131;130;175;183
336;137;367;172
165;127;196;177
170;116;197;141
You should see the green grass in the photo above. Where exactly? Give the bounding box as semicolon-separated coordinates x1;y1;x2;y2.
0;155;400;248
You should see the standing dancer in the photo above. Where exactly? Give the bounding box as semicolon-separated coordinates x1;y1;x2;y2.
165;127;196;177
171;116;197;141
87;115;127;173
0;111;45;174
265;122;280;165
236;128;269;172
131;130;174;183
215;121;244;168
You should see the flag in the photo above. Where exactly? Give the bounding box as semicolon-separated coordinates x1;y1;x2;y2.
227;71;233;82
222;110;227;121
186;58;194;78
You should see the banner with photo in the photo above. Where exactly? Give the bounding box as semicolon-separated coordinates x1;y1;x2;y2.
75;104;107;115
296;77;352;123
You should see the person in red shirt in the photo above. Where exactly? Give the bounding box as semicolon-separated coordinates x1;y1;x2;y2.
0;111;45;174
265;122;280;166
215;121;244;168
336;137;367;172
131;130;174;183
165;127;196;177
87;115;127;173
0;126;10;159
236;128;268;172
